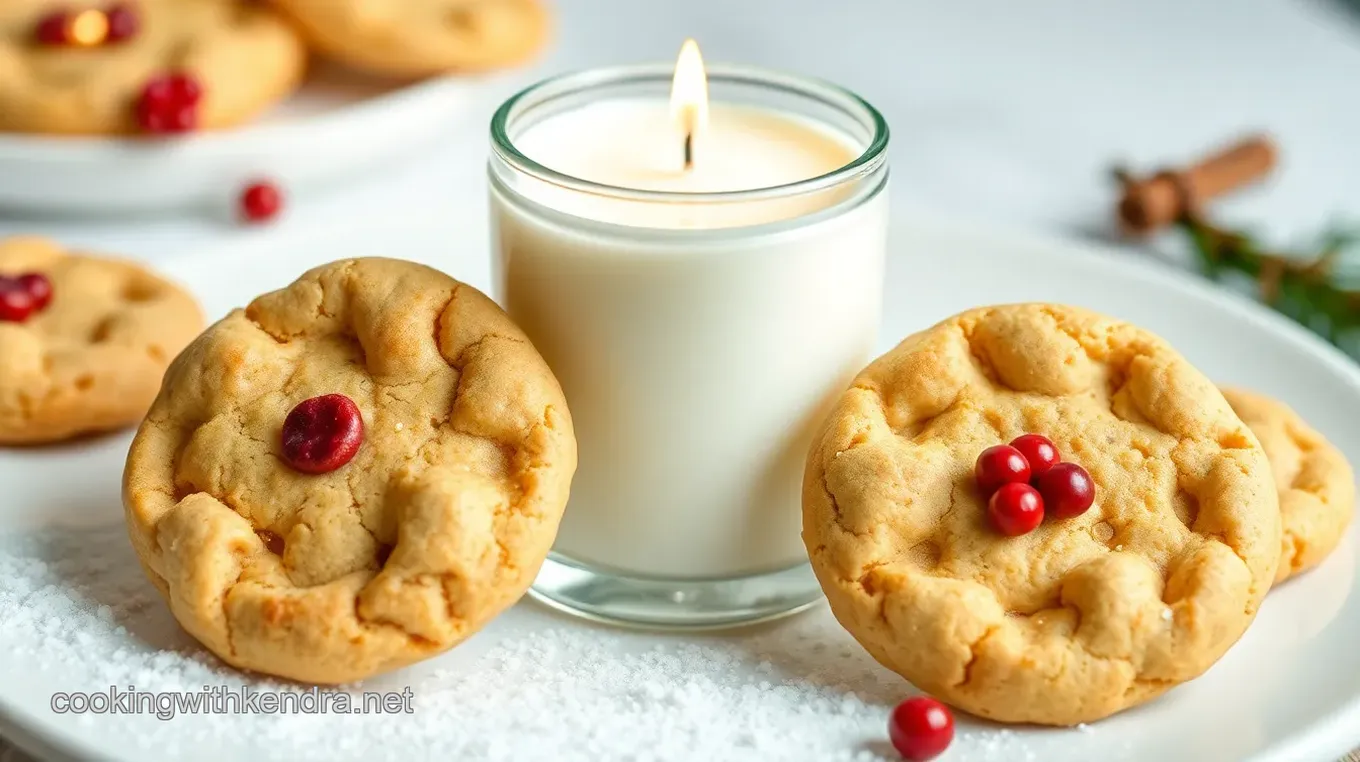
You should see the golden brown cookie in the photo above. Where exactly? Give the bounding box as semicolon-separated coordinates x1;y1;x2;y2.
0;0;306;135
270;0;549;78
1221;387;1355;584
803;304;1280;726
0;237;203;444
123;258;576;684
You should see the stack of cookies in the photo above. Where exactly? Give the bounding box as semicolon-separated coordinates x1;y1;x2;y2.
802;304;1356;726
0;0;550;136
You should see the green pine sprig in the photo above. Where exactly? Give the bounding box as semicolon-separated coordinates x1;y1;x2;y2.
1177;216;1360;358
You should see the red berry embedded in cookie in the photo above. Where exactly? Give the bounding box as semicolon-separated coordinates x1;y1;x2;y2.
1010;433;1059;477
104;3;139;43
33;10;73;46
0;279;37;323
988;482;1044;536
135;73;203;135
17;273;53;311
281;394;364;474
974;444;1031;495
239;181;283;224
1036;462;1096;520
888;696;954;761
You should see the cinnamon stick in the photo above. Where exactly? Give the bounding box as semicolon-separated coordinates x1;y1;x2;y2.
1115;135;1277;235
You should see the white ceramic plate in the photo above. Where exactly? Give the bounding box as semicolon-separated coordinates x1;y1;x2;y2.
0;64;503;215
0;206;1357;762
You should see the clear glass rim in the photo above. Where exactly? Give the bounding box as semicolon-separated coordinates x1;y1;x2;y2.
489;62;890;205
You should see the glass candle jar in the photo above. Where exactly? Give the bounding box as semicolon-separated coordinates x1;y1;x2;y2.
488;62;889;629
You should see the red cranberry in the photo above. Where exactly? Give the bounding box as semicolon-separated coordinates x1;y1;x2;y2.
281;394;364;474
1010;433;1060;477
137;101;196;134
0;280;37;323
142;73;202;107
239;181;283;224
889;696;954;761
1036;462;1096;520
988;482;1044;536
136;73;202;134
17;273;53;311
974;444;1031;496
34;10;72;45
104;3;140;43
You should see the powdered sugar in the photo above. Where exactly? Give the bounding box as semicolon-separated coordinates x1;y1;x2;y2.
0;525;1117;761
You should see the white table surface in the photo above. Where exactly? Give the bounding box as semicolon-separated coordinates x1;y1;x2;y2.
1;2;1359;761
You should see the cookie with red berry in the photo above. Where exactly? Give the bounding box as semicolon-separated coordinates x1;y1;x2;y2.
802;303;1280;726
0;236;203;444
122;258;577;684
0;0;305;135
1222;387;1355;584
270;0;550;78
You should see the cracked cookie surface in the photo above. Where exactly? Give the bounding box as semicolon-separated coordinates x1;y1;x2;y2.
0;0;305;135
0;236;203;444
122;258;576;683
802;304;1280;726
270;0;549;77
1221;387;1354;584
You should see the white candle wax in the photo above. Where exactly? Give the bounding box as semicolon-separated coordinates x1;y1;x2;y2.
512;99;860;229
492;89;888;581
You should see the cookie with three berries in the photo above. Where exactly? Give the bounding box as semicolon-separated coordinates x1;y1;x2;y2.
0;0;305;135
123;258;577;683
802;303;1280;726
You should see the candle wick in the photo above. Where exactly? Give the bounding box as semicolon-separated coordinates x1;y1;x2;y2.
683;131;694;171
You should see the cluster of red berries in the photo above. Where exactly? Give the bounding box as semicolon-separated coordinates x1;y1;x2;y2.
975;434;1095;536
136;73;202;135
0;273;54;323
34;4;139;47
888;696;953;761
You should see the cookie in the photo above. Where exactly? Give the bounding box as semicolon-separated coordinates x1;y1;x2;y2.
0;0;306;135
123;258;576;684
270;0;549;78
1221;387;1355;584
0;236;203;444
803;304;1280;726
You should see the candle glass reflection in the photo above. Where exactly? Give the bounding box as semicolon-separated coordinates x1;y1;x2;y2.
488;62;890;629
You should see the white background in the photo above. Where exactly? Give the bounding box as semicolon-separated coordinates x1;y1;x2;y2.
2;0;1359;260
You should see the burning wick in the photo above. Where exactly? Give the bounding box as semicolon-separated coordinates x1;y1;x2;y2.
670;38;708;173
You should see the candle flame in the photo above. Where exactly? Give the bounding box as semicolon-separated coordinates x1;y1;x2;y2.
669;39;708;170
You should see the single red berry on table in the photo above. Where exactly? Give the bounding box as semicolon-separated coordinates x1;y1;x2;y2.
0;279;37;323
889;696;954;761
281;394;364;474
1036;461;1096;520
974;444;1031;496
34;10;73;45
17;273;53;310
1010;433;1059;477
239;181;283;223
104;3;140;43
988;482;1044;536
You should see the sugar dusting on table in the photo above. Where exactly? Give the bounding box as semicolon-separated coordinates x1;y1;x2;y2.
0;525;1113;761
